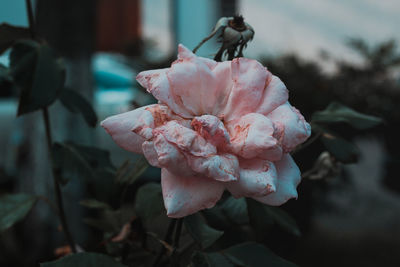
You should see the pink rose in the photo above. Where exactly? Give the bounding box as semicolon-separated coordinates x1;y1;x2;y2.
101;45;311;218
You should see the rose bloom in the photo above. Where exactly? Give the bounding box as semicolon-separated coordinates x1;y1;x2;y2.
101;45;311;218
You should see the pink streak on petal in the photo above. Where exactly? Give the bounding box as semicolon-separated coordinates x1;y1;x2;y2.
161;169;224;218
227;113;282;161
191;115;230;149
267;102;311;153
253;154;301;206
188;153;239;182
223;58;269;121
256;75;289;116
154;121;216;157
146;133;195;177
136;69;193;118
101;107;149;153
227;158;277;198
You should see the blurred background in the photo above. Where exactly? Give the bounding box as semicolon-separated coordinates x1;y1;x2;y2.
1;0;400;266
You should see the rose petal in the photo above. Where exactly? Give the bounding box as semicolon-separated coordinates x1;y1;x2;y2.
253;154;301;206
188;153;239;182
167;45;219;115
223;58;270;121
226;113;282;161
227;158;277;198
101;106;151;153
191;115;230;149
267;102;311;153
154;121;216;157
255;75;289;116
128;104;175;139
136;68;193;118
161;169;224;218
144;134;195;177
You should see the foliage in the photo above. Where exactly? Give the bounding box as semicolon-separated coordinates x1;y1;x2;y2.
0;9;393;267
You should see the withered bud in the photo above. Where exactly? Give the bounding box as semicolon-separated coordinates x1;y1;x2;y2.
193;15;254;62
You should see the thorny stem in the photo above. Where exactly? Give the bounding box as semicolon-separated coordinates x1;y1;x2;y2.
42;108;77;253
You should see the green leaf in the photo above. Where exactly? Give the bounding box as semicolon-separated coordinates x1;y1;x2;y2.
135;183;164;224
263;206;301;237
311;102;382;130
0;23;30;54
246;198;274;238
191;251;234;267
59;88;98;127
52;142;115;184
0;193;38;232
321;134;359;163
40;252;127;267
115;157;148;185
222;242;298;267
220;197;248;225
246;199;300;237
80;199;111;210
9;40;65;115
184;213;224;249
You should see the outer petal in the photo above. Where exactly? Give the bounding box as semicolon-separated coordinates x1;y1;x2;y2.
136;68;193;118
223;58;270;121
227;158;277;198
154;121;216;157
226;113;282;161
255;75;289;116
267;102;311;153
253;154;301;206
101;106;152;153
161;169;224;218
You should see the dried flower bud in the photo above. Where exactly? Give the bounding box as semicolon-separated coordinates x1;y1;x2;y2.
193;15;254;61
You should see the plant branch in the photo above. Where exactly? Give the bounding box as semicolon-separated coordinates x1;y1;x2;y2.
42;108;77;253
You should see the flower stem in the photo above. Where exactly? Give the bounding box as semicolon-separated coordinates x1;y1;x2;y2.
152;218;177;266
42;107;77;253
173;219;183;248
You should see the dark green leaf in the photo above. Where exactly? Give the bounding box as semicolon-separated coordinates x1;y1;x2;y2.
263;206;301;237
191;251;234;267
80;199;111;210
321;134;359;163
52;142;115;185
246;198;274;239
0;23;30;54
0;193;38;232
40;252;127;267
220;197;248;225
59;88;97;127
184;213;224;249
9;40;65;115
222;242;298;267
135;183;164;224
247;199;300;237
312;102;382;130
116;157;148;185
